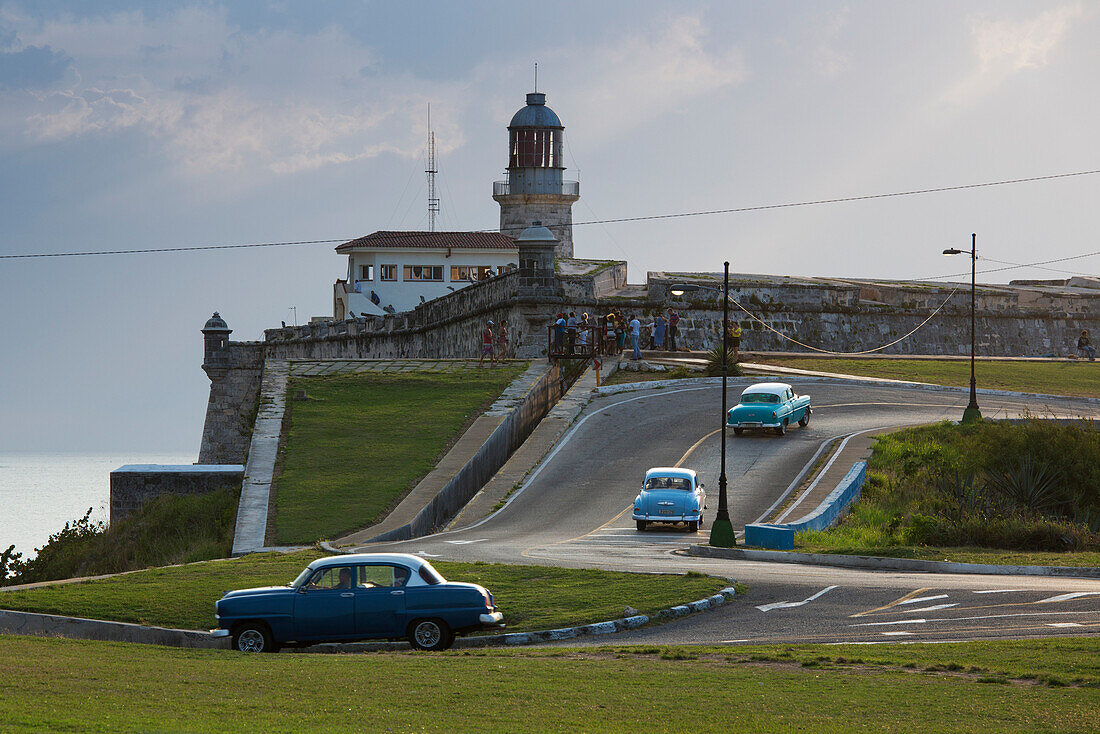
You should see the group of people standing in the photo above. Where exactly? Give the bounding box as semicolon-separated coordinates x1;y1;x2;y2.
548;308;684;359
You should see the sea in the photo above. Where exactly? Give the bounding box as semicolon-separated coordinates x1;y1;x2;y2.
0;452;194;559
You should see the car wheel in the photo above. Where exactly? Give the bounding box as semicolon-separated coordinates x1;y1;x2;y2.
636;520;647;531
732;428;744;436
798;410;809;428
232;623;276;653
687;520;699;533
774;421;786;437
408;618;454;651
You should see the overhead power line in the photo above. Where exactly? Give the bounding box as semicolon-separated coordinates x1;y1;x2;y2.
2;168;1098;260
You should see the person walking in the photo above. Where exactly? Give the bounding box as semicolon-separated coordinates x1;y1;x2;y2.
726;319;742;359
553;313;566;355
648;312;666;351
629;314;642;360
577;313;590;353
478;321;496;367
1079;330;1096;361
605;313;618;355
667;308;680;352
495;318;509;360
566;311;579;355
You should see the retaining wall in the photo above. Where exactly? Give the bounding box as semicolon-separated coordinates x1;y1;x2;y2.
109;464;243;524
370;360;565;542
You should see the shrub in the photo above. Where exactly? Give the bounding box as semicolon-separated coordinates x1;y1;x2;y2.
1;487;239;586
704;345;742;376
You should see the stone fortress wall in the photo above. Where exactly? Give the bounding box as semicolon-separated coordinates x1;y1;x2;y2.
196;263;1099;464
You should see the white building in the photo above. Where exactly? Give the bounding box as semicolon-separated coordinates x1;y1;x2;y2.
332;88;578;319
333;231;518;318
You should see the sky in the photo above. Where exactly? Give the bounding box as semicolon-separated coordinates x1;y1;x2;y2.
1;1;1098;454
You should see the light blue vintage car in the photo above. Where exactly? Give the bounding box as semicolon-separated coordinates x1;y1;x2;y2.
632;467;706;532
212;553;503;652
727;382;811;436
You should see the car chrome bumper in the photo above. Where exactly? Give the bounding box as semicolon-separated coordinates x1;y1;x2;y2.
632;512;701;522
480;612;505;626
209;629;231;638
728;421;780;428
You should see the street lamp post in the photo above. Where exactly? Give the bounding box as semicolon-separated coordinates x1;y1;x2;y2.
943;233;982;423
669;271;737;547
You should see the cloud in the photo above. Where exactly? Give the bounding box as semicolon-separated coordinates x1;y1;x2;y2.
941;3;1087;107
0;44;73;90
0;6;463;175
547;14;748;140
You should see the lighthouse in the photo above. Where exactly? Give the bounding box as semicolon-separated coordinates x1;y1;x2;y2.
493;90;580;259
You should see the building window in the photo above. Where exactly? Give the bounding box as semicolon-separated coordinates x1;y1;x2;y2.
403;265;443;282
359;264;374;281
450;265;494;282
380;264;397;281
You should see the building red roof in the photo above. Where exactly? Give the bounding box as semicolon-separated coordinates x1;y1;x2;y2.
336;231;516;252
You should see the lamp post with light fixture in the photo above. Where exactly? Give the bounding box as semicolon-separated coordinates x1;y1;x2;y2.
943;233;981;423
669;265;737;547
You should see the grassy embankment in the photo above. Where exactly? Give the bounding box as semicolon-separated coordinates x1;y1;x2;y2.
1;488;239;586
796;420;1100;565
752;356;1100;399
0;636;1096;732
0;549;728;632
273;364;526;544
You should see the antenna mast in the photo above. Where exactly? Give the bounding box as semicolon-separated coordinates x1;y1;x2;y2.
426;103;439;232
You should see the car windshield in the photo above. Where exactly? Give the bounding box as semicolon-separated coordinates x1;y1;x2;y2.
290;566;315;588
741;392;780;404
645;477;692;491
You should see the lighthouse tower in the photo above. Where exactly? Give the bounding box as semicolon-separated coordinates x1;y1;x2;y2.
493;90;580;259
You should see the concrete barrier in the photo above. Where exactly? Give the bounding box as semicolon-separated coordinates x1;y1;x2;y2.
743;461;867;550
0;609;226;649
368;361;564;542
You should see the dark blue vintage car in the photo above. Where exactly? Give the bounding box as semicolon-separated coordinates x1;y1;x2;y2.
212;553;504;652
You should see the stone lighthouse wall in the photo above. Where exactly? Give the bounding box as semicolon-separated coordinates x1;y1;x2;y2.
497;194;577;259
197;342;264;464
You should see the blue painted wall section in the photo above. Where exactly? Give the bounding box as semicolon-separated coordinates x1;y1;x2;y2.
744;461;867;550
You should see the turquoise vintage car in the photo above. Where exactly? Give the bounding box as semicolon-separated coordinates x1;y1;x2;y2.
632;467;707;532
212;553;503;652
727;382;811;436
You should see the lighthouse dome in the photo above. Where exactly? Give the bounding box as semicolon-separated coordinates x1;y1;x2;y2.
509;92;563;128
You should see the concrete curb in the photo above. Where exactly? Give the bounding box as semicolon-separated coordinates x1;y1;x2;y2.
685;546;1100;578
0;585;739;651
0;609;227;649
289;585;740;653
745;462;869;550
596;370;1100;406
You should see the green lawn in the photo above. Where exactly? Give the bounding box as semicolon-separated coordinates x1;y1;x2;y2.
0;550;729;632
0;637;1096;732
273;365;526;544
793;421;1100;563
752;357;1100;398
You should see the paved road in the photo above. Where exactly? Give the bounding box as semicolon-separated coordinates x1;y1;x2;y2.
352;379;1100;645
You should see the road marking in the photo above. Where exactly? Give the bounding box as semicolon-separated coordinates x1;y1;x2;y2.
852;619;928;627
880;631;914;636
756;585;838;612
773;428;883;523
898;594;949;605
414;550;441;557
973;589;1026;594
1047;623;1083;628
443;539;486;545
719;639;753;643
901;604;958;613
850;587;934;618
1036;591;1100;604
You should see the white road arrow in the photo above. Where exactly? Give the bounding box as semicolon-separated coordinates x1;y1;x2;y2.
756;585;839;612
